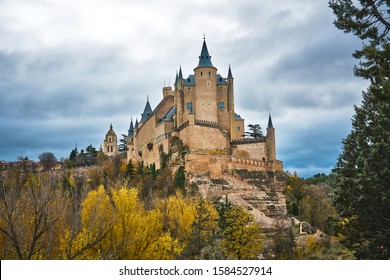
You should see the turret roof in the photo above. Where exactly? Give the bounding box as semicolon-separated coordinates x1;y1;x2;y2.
228;65;233;79
267;113;274;129
140;99;152;123
197;39;214;68
174;71;178;85
178;66;183;80
128;118;134;137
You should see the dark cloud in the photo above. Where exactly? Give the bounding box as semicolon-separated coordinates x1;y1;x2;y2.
0;1;368;177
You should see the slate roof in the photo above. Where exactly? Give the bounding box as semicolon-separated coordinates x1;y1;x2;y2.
197;39;214;68
234;113;244;120
158;106;175;123
128;119;134;137
140;99;152;123
267;114;274;129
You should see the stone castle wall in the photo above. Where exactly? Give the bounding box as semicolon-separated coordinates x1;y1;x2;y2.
179;121;230;153
232;140;268;161
185;152;283;179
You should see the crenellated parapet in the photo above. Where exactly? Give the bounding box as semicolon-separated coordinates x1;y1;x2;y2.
185;152;283;180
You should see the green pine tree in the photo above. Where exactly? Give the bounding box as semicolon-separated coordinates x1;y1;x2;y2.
329;0;390;259
333;80;390;259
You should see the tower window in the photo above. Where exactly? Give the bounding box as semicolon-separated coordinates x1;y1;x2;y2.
201;72;203;76
186;102;193;113
237;126;240;131
219;102;225;109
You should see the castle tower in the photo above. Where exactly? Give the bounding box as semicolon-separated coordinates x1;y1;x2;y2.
266;114;276;161
227;65;235;139
127;118;135;161
103;123;118;156
174;66;185;128
193;38;218;123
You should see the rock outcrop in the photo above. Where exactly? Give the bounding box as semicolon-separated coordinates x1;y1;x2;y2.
187;169;289;229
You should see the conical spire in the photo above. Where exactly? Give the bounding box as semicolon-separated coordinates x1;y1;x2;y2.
178;66;183;80
267;113;274;129
128;118;134;137
197;38;214;67
174;71;179;85
135;118;138;129
140;98;152;122
228;64;233;79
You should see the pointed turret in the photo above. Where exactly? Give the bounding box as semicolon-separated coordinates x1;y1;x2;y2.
228;64;233;79
178;66;183;80
197;38;214;68
140;98;152;123
128;118;134;137
267;113;274;129
227;65;236;139
174;71;179;86
266;113;276;161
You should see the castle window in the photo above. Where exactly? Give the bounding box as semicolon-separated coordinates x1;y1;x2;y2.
237;126;241;131
201;71;203;76
186;102;193;113
219;102;225;109
209;71;211;77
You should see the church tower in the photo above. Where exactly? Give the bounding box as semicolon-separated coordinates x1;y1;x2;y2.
103;123;118;157
193;38;218;123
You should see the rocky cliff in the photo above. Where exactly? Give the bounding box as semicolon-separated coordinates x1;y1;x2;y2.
187;169;288;229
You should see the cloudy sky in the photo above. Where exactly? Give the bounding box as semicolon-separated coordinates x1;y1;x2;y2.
0;0;368;177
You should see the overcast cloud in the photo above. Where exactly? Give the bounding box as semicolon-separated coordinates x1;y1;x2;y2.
0;0;368;177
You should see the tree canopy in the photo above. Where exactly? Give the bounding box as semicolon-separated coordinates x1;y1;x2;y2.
329;0;390;259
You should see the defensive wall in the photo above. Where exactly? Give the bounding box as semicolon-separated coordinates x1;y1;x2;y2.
185;152;283;179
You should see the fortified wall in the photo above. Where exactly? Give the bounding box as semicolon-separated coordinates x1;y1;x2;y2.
185;152;283;179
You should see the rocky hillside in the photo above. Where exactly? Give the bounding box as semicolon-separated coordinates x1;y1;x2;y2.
187;169;288;229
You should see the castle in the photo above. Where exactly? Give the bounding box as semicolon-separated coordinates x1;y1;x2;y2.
103;38;282;178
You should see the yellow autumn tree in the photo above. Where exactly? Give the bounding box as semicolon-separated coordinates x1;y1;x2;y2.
61;185;115;259
156;192;196;253
103;187;168;259
62;185;181;259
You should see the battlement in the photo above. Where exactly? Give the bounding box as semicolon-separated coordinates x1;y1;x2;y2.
185;152;283;179
231;137;266;145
